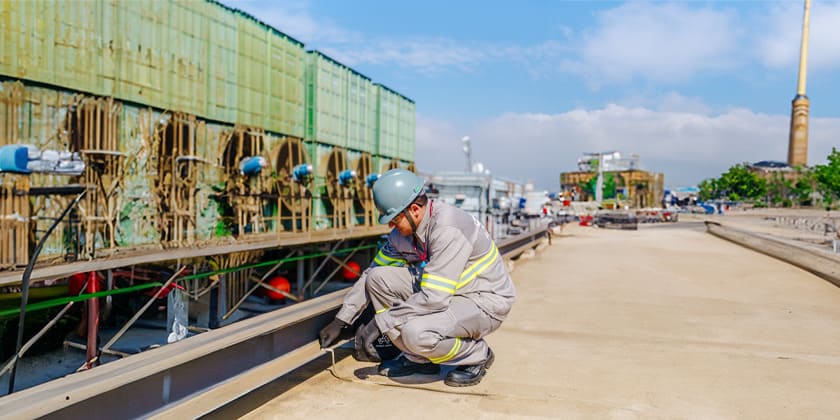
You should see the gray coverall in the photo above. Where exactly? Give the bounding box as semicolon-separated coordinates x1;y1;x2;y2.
335;200;516;366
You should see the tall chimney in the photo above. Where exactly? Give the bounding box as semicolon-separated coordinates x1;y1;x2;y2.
788;0;811;168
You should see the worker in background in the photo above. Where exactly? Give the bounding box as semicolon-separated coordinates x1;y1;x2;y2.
319;169;515;387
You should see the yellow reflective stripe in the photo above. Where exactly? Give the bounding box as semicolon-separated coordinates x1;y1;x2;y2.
375;250;406;267
420;281;455;294
421;273;457;286
429;338;462;364
375;307;389;314
421;273;457;294
457;244;499;289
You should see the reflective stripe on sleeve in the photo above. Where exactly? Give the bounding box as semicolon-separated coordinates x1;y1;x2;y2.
375;306;389;314
420;273;457;294
457;244;499;289
429;337;462;364
374;250;407;267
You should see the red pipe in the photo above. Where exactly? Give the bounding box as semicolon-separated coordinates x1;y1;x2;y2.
86;271;99;366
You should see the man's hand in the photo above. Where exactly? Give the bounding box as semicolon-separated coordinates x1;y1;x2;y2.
353;320;382;362
318;318;347;348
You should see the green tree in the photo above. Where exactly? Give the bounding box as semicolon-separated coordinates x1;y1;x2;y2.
580;178;596;198
698;178;719;201
791;169;814;206
766;172;792;207
603;173;616;199
579;173;616;200
813;148;840;208
718;163;767;202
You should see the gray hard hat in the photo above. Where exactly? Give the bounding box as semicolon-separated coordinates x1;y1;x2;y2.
373;169;425;224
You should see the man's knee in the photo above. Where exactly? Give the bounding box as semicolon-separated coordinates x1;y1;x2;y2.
400;320;440;355
364;266;391;295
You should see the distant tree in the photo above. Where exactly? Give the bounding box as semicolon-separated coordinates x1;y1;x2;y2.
603;173;616;199
766;172;792;207
813;148;840;208
698;178;719;201
718;163;767;202
578;173;617;200
580;178;596;199
791;168;815;206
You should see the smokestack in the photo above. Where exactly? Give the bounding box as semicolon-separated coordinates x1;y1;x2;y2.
787;0;810;168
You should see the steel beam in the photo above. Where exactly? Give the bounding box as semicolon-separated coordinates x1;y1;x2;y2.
0;228;549;418
0;290;347;419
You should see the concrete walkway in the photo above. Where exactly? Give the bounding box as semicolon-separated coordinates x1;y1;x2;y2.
232;223;840;419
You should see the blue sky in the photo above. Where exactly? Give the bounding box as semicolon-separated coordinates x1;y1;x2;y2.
226;0;840;190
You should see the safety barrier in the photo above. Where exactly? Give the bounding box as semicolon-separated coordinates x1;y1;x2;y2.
705;221;840;288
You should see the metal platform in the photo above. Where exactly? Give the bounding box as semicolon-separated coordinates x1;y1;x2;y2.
0;228;549;418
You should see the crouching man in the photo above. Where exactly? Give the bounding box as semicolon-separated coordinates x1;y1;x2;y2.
319;169;515;387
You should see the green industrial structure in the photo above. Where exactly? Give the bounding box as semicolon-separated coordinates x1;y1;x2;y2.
0;0;416;268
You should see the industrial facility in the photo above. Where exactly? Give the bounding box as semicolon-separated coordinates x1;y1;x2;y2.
560;151;664;209
0;0;420;383
0;0;552;402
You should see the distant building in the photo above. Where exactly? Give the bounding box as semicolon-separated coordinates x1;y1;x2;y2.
560;152;664;208
747;160;803;183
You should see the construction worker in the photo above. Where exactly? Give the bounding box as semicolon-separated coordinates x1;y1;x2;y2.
319;168;515;387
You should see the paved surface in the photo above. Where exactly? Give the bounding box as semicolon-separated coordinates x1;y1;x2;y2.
225;222;840;419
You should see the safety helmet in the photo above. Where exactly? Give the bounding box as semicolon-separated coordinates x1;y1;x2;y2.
372;169;425;224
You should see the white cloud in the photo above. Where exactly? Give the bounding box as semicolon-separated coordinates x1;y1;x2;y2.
416;106;840;190
323;38;488;75
227;1;840;84
755;1;840;71
573;3;741;85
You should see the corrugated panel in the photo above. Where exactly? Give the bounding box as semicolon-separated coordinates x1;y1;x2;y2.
366;82;378;154
235;14;268;128
288;46;306;137
376;85;399;158
0;1;14;77
100;1;120;96
397;99;415;161
166;0;206;116
13;1;59;86
205;1;238;124
346;72;375;153
267;34;305;138
115;1;167;109
56;1;101;94
306;52;347;147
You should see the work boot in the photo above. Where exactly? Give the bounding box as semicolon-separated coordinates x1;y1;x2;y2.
444;348;494;387
378;355;440;377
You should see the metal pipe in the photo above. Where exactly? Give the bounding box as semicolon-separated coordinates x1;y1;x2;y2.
0;282;163;319
97;266;187;360
312;251;360;296
221;251;298;320
0;301;76;377
299;240;344;297
8;190;86;394
85;271;100;367
62;341;131;359
176;243;375;282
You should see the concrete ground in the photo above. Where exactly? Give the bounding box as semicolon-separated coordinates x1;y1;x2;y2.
228;221;840;419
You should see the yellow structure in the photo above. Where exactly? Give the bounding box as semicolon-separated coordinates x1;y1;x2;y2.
560;169;664;209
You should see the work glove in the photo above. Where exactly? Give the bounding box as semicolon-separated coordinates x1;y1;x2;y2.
318;318;347;348
353;320;382;362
